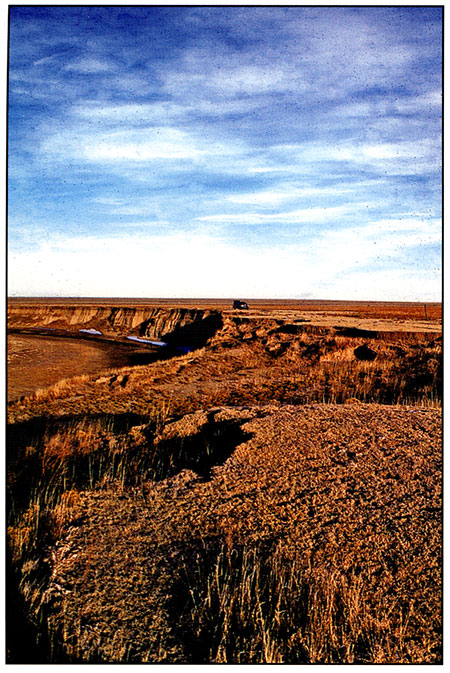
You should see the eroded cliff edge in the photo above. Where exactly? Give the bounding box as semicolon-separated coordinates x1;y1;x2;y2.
7;303;224;347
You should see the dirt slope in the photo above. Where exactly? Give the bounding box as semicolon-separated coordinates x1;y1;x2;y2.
9;403;441;664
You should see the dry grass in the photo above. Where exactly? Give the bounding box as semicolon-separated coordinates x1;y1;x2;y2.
6;306;442;664
6;402;442;664
175;539;438;664
8;328;442;425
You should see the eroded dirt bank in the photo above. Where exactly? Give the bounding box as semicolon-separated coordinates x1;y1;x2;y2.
8;309;442;425
8;298;442;338
8;302;223;344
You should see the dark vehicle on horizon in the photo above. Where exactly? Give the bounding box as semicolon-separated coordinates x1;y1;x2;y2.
233;300;249;310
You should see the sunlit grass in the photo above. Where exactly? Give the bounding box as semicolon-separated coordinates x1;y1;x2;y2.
6;325;442;664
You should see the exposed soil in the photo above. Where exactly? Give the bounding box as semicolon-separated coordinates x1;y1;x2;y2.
8;326;442;425
7;404;441;663
6;299;442;664
8;296;442;334
7;334;162;402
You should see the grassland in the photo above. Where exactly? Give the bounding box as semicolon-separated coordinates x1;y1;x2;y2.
6;299;442;663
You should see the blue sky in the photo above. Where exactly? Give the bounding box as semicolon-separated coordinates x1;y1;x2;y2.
8;6;442;300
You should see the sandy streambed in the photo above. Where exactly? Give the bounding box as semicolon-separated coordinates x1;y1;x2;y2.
7;333;158;402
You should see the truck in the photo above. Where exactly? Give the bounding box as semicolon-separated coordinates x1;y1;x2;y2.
232;300;249;310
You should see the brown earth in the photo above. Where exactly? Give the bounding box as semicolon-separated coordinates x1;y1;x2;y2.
6;299;442;664
8;296;442;335
7;334;162;402
7;299;442;423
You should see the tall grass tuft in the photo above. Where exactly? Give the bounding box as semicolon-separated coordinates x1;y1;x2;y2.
172;538;437;664
7;403;173;641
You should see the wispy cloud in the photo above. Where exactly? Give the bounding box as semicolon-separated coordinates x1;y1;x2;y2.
226;185;359;205
83;129;206;162
9;220;440;300
64;57;116;73
8;6;442;299
198;205;357;225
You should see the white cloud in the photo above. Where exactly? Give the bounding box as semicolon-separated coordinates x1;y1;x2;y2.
272;139;440;176
247;165;299;174
9;229;440;301
317;268;441;302
198;205;358;225
33;53;62;67
72;102;185;122
226;191;299;206
162;47;299;98
334;90;441;119
65;57;115;73
72;98;257;124
159;9;424;107
83;128;206;162
110;207;156;217
361;217;441;239
92;197;125;206
206;64;294;95
226;185;358;205
92;196;170;219
41;124;247;170
313;217;441;279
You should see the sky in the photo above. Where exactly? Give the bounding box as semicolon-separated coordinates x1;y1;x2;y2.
8;5;442;300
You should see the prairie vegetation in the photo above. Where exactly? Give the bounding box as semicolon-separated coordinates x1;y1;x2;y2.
8;327;442;424
6;302;442;663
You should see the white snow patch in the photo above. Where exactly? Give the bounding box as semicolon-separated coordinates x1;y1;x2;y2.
126;336;168;346
79;328;103;335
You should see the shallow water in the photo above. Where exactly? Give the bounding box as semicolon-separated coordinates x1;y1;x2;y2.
7;333;157;402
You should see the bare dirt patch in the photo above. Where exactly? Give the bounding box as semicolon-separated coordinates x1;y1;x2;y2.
7;334;160;402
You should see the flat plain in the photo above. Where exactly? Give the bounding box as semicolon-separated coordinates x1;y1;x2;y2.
6;298;442;664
